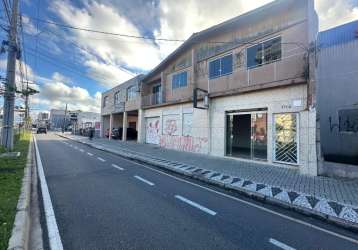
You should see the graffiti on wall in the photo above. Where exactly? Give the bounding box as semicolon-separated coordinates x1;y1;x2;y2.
163;114;180;136
146;117;160;144
160;135;208;153
328;109;358;133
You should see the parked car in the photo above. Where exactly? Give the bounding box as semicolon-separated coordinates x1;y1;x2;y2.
36;127;47;134
111;127;137;140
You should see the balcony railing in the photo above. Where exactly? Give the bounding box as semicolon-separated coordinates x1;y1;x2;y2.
114;101;125;112
142;92;163;107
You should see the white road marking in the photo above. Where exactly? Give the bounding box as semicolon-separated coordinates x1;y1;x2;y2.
175;195;217;216
97;157;106;162
69;144;73;147
134;175;155;186
114;156;358;245
74;146;78;150
112;164;124;171
34;136;64;250
269;238;296;250
87;152;93;156
79;149;84;152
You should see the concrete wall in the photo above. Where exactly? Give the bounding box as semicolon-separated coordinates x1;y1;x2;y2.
142;103;209;154
317;39;358;175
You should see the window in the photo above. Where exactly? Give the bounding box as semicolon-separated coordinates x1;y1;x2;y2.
127;86;137;101
103;96;108;107
338;109;358;133
209;54;233;79
274;113;298;164
247;37;282;69
172;71;188;89
114;91;122;105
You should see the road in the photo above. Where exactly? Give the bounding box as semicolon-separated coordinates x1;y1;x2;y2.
35;133;358;250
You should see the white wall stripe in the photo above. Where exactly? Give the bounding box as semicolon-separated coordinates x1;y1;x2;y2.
134;175;155;186
269;238;296;250
175;195;217;216
34;136;64;250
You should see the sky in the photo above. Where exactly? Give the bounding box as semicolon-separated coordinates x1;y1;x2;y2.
0;0;358;118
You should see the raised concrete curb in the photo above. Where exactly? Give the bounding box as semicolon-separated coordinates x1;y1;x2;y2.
59;134;358;232
7;137;33;250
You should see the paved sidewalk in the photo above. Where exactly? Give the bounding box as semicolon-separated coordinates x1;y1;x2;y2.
59;133;358;226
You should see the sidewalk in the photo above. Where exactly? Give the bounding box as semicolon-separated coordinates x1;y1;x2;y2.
59;133;358;227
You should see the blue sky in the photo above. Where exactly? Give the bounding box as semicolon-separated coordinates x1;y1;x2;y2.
1;0;358;116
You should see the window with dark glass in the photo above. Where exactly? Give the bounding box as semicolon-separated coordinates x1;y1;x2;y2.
127;86;137;101
114;91;121;104
103;96;108;107
247;37;282;69
209;54;233;79
172;71;188;89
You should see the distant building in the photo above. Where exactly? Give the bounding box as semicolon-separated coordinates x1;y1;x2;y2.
37;112;49;121
317;20;358;178
49;109;70;130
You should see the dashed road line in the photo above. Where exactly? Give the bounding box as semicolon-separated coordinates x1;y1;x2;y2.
175;195;217;216
112;164;124;171
114;156;358;245
134;175;155;186
79;149;84;152
97;157;106;162
87;152;93;156
269;238;296;250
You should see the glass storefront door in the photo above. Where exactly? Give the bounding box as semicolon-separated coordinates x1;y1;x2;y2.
226;111;267;160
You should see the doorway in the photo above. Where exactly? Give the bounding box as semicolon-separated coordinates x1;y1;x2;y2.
226;111;267;160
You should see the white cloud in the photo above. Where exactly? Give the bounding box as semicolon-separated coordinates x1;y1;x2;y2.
50;0;162;78
30;72;101;113
316;0;358;30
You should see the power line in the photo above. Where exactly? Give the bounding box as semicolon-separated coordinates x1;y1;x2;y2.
25;47;124;84
39;26;136;77
1;0;11;24
26;16;308;50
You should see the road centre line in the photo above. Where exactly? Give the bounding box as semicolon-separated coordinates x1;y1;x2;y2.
87;152;93;156
134;175;155;186
269;238;296;250
112;164;124;171
175;195;217;216
108;154;358;245
97;157;106;162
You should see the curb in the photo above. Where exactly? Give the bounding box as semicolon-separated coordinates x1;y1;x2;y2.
58;134;358;232
7;137;33;250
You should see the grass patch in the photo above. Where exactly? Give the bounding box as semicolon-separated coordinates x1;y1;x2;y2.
0;132;31;250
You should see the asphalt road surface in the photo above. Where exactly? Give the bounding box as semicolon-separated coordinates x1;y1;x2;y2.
35;133;358;250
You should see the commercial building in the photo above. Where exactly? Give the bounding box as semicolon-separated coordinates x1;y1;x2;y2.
317;20;358;178
139;0;318;175
49;109;71;130
101;75;143;141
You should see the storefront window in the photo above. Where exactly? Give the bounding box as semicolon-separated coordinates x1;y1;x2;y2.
274;113;298;164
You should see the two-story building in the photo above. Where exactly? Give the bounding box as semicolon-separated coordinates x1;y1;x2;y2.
139;0;318;175
101;75;143;141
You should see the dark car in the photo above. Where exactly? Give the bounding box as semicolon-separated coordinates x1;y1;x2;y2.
37;127;47;134
111;128;137;140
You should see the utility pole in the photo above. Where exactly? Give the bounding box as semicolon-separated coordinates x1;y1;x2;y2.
62;103;68;133
1;0;20;150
